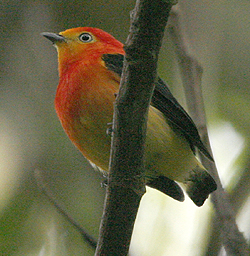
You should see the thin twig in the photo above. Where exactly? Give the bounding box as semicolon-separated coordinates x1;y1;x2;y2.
230;149;250;210
168;6;249;256
34;170;97;249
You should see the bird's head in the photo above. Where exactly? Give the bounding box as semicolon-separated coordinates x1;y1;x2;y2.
42;27;124;73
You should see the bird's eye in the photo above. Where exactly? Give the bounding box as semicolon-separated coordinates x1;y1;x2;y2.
79;33;93;43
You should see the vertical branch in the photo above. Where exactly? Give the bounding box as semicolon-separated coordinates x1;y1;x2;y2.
95;0;176;255
168;6;249;256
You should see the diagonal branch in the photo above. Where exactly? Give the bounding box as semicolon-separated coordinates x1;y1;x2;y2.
34;170;97;249
95;0;177;255
168;6;249;256
230;148;250;211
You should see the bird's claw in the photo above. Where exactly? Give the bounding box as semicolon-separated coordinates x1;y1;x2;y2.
101;179;108;188
106;122;113;136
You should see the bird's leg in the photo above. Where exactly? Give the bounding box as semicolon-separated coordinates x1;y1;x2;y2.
106;122;113;136
100;178;108;188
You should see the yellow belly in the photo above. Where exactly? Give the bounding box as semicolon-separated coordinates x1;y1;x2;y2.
145;107;197;182
70;103;198;183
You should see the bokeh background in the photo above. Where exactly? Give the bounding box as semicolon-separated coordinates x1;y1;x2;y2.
1;0;250;255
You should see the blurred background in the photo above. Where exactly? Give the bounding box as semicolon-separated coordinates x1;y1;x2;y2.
1;0;250;255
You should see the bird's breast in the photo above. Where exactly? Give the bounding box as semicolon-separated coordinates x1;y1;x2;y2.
55;62;119;169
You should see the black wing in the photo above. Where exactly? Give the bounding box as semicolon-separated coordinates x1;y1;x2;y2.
152;78;213;160
102;53;213;161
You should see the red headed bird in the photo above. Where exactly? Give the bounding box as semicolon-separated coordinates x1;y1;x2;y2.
42;27;216;206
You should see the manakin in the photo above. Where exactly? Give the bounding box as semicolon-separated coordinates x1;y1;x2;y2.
42;27;217;206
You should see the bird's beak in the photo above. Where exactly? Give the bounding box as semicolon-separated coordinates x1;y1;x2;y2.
41;32;65;44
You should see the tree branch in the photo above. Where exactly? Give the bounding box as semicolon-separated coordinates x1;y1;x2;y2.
95;0;176;255
230;149;250;211
168;6;249;256
205;152;250;255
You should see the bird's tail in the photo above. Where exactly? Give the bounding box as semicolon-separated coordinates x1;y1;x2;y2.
183;164;217;206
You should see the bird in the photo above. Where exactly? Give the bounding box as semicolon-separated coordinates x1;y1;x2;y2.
42;27;217;206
